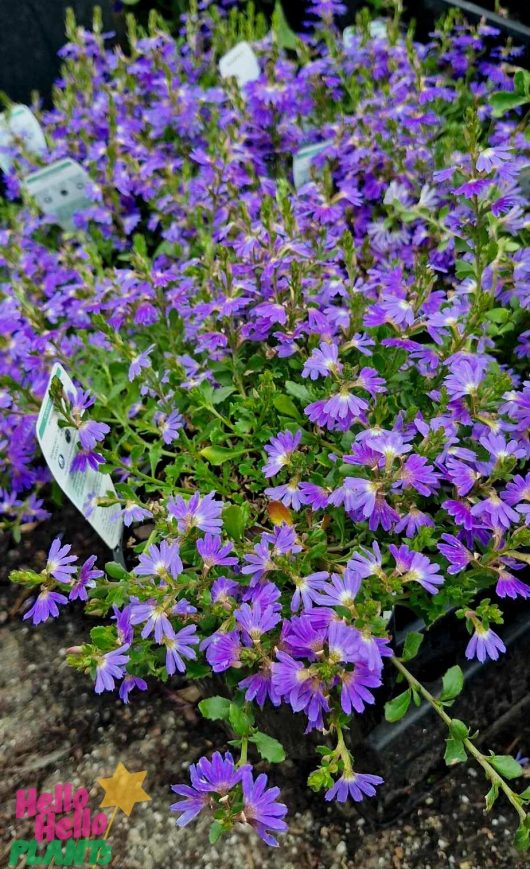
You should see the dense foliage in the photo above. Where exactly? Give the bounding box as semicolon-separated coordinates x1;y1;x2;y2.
1;0;530;850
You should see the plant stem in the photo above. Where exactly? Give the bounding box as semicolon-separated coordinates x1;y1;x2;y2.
391;656;526;823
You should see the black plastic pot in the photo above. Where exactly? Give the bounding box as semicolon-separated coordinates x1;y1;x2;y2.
0;0;116;107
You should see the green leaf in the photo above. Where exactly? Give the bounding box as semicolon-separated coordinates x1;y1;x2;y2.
229;702;254;737
105;561;129;580
520;786;530;802
211;386;236;405
514;818;530;852
449;719;469;740
402;631;424;662
440;665;464;703
384;689;411;722
273;394;301;419
200;446;245;465
223;504;246;541
489;755;523;780
285;380;311;402
198;696;230;721
489;91;529;117
251;731;286;763
208;821;224;844
149;441;162;476
444;738;467;766
89;626;117;652
485;782;499;811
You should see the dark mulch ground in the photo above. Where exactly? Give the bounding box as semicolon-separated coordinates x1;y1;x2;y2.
1;506;529;868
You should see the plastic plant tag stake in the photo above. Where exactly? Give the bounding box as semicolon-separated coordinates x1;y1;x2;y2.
0;105;47;173
293;140;333;190
36;363;123;550
24;158;91;230
219;41;260;88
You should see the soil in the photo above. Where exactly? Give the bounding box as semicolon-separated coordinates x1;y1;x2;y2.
1;506;529;869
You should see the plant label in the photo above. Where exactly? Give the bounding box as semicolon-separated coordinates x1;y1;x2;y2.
343;19;387;48
36;363;123;550
219;41;260;88
293;140;333;190
0;104;47;173
24;158;92;230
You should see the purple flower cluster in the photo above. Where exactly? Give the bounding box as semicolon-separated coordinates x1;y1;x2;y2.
3;0;530;848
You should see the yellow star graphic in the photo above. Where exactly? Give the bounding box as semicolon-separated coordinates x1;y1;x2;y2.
97;762;151;817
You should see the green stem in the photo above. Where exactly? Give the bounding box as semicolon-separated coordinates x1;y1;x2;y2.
391;656;526;823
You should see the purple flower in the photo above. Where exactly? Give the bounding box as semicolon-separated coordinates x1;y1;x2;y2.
203;630;242;672
298;482;329;509
302;342;342;380
241;769;288;847
265;481;303;510
389;544;444;594
76;418;110;451
325;772;383;803
444;358;487;399
69;555;103;601
235;603;281;642
156;409;183;444
197;534;238;568
135;540;183;580
23;588;68;624
397;454;439;496
437;534;473;574
291;571;329;612
262;430;302;478
316;570;362;608
495;571;530;600
128;344;155;381
465;626;505;663
327;621;360;663
119;675;148;704
70;447;105;473
122;501;153;527
164;625;199;674
168;491;224;534
471;494;519;530
239;664;280;708
130;601;176;642
476;145;512;173
45;537;78;583
339;665;382;714
169;752;244;827
329;477;378;517
94;645;130;693
170;785;209;828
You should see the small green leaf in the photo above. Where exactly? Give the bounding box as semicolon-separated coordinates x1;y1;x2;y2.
198;696;230;721
520;787;530;802
251;731;286;763
229;702;254;736
402;631;424;662
444;738;467;766
89;626;117;652
273;394;301;419
489;755;523;780
485;782;499;811
211;386;236;405
514;818;530;852
449;719;469;740
223;504;246;541
384;689;411;722
208;821;224;844
105;561;129;580
285;380;311;402
440;665;464;703
200;446;245;465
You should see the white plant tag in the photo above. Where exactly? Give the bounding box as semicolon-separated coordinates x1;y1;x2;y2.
36;363;123;550
343;19;387;48
293;140;333;190
219;41;260;87
24;158;92;230
0;104;47;173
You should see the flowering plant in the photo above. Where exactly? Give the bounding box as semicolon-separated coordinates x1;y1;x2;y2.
2;0;530;850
